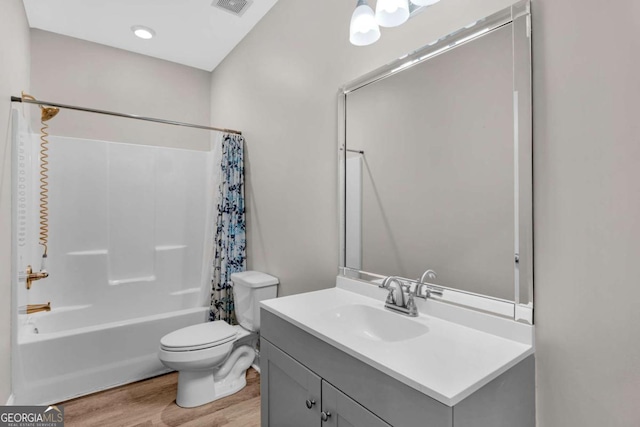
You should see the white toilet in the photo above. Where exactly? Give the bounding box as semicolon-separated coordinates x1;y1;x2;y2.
158;271;278;408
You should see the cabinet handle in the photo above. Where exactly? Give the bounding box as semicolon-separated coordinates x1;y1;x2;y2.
321;411;331;422
305;399;316;409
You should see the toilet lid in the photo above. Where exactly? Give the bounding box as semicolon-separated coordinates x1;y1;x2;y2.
160;321;238;351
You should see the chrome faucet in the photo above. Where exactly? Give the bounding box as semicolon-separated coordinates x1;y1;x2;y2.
379;276;418;317
381;276;405;306
415;269;444;299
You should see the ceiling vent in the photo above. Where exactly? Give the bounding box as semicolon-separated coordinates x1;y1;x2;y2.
213;0;253;17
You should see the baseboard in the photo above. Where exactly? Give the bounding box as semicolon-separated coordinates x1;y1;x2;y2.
5;394;15;405
251;363;261;374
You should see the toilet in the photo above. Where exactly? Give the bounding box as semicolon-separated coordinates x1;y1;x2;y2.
158;271;278;408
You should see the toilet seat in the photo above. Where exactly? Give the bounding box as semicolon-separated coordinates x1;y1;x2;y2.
160;321;238;352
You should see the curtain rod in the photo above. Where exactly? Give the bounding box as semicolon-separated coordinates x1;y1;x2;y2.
10;96;242;135
340;148;364;154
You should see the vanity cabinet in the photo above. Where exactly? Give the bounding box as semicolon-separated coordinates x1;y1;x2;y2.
261;339;391;427
260;338;321;427
321;378;391;427
260;308;535;427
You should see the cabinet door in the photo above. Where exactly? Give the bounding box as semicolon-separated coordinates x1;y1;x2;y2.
321;381;391;427
261;339;321;427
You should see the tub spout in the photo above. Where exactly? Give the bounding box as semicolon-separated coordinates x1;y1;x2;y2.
20;302;51;314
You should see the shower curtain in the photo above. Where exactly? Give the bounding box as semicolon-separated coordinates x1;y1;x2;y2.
210;133;247;323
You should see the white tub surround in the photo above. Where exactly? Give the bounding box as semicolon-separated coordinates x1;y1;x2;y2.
11;111;219;405
260;276;534;407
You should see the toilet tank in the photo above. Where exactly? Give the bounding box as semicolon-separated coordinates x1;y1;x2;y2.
231;271;279;332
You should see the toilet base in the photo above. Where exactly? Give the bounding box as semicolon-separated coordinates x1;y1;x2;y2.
160;329;257;408
176;369;248;408
213;374;248;402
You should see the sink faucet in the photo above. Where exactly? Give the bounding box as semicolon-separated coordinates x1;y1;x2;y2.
379;276;417;317
415;269;444;299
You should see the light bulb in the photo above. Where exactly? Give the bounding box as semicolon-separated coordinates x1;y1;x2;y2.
410;0;441;6
131;25;156;40
350;0;381;46
375;0;410;28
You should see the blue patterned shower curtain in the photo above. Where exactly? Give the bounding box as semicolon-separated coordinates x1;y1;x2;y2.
210;134;246;323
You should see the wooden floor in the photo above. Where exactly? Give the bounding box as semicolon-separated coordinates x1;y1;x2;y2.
59;369;261;427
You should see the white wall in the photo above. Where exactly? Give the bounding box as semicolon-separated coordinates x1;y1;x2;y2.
533;0;640;424
210;0;515;297
30;29;212;150
0;0;31;404
211;0;640;424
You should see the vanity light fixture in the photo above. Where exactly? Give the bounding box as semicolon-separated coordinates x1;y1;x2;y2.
350;0;381;46
131;25;156;40
409;0;441;6
349;0;441;46
375;0;410;28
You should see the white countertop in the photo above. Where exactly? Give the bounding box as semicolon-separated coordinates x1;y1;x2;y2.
260;277;534;406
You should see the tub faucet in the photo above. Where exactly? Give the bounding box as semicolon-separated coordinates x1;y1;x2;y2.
379;276;417;317
25;265;48;290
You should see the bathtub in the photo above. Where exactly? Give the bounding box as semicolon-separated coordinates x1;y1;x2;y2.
13;306;209;405
10;115;218;405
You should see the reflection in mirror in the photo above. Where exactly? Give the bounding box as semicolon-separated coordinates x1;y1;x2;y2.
339;1;532;321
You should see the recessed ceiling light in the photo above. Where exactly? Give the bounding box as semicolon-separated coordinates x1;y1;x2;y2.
131;25;156;40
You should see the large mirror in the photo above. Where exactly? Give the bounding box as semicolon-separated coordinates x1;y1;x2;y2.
339;1;532;322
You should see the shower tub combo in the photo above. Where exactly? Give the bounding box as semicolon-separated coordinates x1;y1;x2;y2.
16;306;208;405
11;110;218;404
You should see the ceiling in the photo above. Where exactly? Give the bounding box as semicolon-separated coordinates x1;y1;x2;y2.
22;0;279;71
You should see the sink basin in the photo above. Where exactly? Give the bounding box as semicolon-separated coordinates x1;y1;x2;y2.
320;304;429;343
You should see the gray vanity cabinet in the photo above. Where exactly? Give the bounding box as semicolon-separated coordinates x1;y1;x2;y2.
260;308;535;427
261;339;390;427
321;381;391;427
260;339;321;427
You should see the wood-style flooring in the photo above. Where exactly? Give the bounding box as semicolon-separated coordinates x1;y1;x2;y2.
59;369;261;427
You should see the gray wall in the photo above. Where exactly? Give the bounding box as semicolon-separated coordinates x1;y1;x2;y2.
0;0;31;404
211;0;640;425
533;0;640;425
348;25;514;300
30;29;212;150
209;0;515;297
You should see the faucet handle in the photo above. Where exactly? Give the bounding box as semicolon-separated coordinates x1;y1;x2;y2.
385;288;396;305
384;282;410;304
379;276;391;289
406;294;418;317
414;283;445;299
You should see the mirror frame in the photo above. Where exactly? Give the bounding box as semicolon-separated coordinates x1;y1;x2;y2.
337;0;533;323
